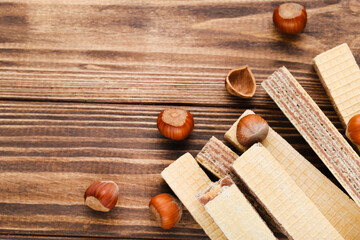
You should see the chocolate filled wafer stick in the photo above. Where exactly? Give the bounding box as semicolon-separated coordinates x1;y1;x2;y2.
225;109;360;240
313;43;360;151
195;136;238;179
233;144;344;240
197;176;276;240
262;66;360;208
161;153;226;240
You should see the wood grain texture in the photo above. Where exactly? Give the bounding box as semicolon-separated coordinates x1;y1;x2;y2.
0;0;358;106
0;0;359;239
0;101;345;239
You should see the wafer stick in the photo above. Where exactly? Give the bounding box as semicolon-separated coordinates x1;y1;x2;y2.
262;67;360;208
195;136;238;179
197;176;276;240
313;43;360;151
233;144;344;240
225;109;360;240
313;43;360;126
161;153;226;240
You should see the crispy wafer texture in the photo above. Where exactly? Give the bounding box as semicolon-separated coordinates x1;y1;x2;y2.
198;178;276;240
195;136;239;179
262;67;360;208
313;43;360;126
161;153;226;240
225;109;360;240
232;144;344;240
313;43;360;151
197;176;233;205
196;136;283;234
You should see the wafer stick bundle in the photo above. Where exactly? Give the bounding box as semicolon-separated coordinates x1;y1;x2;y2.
161;153;226;240
195;136;282;233
233;144;344;240
262;67;360;208
197;176;276;240
225;109;360;240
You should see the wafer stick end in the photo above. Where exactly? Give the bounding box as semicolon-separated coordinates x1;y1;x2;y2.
196;176;234;206
195;136;239;179
161;152;194;179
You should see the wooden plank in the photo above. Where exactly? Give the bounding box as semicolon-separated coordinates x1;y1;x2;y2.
0;236;134;240
0;0;359;239
0;101;343;163
0;1;358;105
0;100;341;239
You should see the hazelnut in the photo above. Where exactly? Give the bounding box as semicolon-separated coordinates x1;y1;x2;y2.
84;181;119;212
149;193;182;229
346;114;360;146
236;114;269;147
157;108;194;140
273;3;307;34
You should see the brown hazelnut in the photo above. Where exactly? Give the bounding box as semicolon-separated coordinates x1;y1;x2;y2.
84;181;119;212
236;114;269;147
346;114;360;146
273;3;307;34
157;108;194;140
149;193;182;229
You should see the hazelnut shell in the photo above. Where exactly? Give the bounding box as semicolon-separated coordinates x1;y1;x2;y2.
225;65;256;98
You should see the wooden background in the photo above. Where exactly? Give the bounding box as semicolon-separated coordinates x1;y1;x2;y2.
0;0;359;239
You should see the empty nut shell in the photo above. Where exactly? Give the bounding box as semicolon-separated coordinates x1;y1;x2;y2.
225;65;256;98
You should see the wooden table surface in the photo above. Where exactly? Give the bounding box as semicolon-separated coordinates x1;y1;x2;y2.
1;0;359;239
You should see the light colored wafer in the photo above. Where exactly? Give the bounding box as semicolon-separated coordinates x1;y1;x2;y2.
232;144;344;240
313;43;360;126
197;177;276;240
225;109;360;240
196;136;283;235
313;43;360;151
262;67;360;209
161;153;226;240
